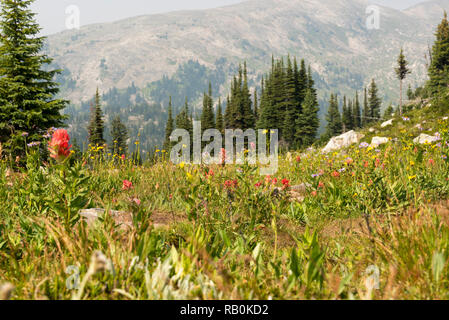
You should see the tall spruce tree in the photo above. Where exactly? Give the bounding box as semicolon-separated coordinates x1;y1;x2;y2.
283;56;299;145
88;88;106;147
428;12;449;93
368;79;382;120
362;87;370;126
163;97;174;151
216;98;224;134
253;89;258;122
352;92;361;129
0;0;67;155
325;94;342;138
395;48;411;115
200;83;215;132
110;115;128;156
296;89;320;147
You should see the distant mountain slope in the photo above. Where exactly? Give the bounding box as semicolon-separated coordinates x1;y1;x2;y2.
46;0;449;105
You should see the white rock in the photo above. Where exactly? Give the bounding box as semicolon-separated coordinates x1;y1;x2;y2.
443;117;448;120
381;119;393;128
369;128;375;133
370;137;389;147
322;130;365;153
413;134;440;144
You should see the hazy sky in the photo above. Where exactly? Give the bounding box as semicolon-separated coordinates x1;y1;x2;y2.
30;0;428;36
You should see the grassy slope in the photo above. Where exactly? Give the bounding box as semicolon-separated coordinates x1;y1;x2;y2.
0;100;449;300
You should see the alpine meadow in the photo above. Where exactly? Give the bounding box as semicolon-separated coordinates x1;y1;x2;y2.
2;0;449;306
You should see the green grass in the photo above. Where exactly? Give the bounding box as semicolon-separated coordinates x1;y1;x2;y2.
1;105;449;300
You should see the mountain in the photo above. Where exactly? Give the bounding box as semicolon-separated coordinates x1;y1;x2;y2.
44;0;449;150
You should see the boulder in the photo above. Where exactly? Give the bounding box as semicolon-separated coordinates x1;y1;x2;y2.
370;137;389;147
322;130;365;153
368;128;376;133
413;133;440;144
381;119;393;128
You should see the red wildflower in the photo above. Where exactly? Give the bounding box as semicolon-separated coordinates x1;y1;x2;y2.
428;159;435;166
311;191;317;197
132;198;141;206
255;182;262;188
281;179;290;190
363;161;369;168
205;169;214;179
121;154;126;161
331;171;340;178
122;180;133;190
224;180;238;189
296;156;301;163
272;178;278;185
318;181;325;189
375;158;381;168
48;129;72;161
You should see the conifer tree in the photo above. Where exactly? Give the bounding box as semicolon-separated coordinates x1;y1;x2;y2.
200;84;215;132
242;62;255;129
110;115;129;156
283;56;299;145
368;79;382;120
254;89;258;122
163;97;174;151
88;88;106;147
296;89;320;147
0;0;68;155
362;87;370;126
352;92;361;129
325;94;342;138
383;104;394;119
216;98;224;134
395;48;411;115
428;12;449;93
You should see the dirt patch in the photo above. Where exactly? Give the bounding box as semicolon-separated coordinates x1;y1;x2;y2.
151;211;187;228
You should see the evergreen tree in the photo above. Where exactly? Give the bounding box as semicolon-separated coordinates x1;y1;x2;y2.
0;0;68;155
176;97;193;135
283;56;299;145
242;62;255;129
110;115;129;156
383;104;394;119
341;96;353;132
163;97;174;151
395;48;411;115
253;89;258;122
200;83;215;132
362;87;370;126
407;84;414;100
428;12;449;93
88;88;106;147
325;94;342;138
368;79;382;120
216;98;224;134
296;89;320;147
352;92;361;129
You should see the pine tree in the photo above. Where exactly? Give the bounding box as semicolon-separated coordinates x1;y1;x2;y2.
163;97;174;151
283;56;298;145
0;0;68;155
352;92;361;129
363;87;369;126
395;48;411;115
368;79;382;120
110;115;128;156
253;89;259;122
88;88;106;147
216;98;224;134
428;12;449;93
325;94;342;138
242;62;255;129
383;104;394;119
407;84;414;100
200;83;215;132
296;89;320;147
341;96;351;133
176;97;193;135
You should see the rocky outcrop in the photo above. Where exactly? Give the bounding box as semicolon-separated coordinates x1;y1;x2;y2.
381;119;393;128
322;130;365;153
370;137;389;147
413;133;440;144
